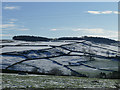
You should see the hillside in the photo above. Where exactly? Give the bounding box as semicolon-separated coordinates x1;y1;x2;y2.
1;37;119;78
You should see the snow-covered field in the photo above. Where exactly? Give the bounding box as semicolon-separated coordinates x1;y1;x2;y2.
0;40;119;78
1;46;51;53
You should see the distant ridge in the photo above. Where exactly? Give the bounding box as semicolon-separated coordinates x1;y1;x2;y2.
13;35;51;41
13;35;118;45
57;36;118;45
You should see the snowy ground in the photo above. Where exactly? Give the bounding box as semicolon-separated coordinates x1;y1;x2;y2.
1;46;51;53
1;73;120;89
0;40;119;78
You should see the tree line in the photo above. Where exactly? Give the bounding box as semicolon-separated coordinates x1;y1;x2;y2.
13;35;118;44
13;35;51;41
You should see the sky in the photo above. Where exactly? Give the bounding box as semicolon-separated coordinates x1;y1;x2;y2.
1;2;118;40
1;0;119;2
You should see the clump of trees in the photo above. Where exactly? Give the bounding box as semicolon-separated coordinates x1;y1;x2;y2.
57;36;117;45
49;67;63;76
82;36;117;45
13;35;51;41
108;71;120;79
57;37;83;40
12;35;118;45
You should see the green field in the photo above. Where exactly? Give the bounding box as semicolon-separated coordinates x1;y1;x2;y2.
1;73;120;89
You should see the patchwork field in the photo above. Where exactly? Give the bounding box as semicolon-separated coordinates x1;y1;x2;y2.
1;40;119;78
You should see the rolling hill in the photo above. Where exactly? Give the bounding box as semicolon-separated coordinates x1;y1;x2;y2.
1;36;120;78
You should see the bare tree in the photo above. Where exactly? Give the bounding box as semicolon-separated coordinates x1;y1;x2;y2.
82;48;86;56
106;50;110;57
88;44;95;61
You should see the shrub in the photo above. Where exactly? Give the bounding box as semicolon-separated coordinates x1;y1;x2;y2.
31;67;39;73
49;67;63;76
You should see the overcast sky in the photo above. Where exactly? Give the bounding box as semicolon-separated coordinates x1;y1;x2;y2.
1;2;118;40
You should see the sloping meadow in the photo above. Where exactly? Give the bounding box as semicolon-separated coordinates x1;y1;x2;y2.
1;40;119;78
